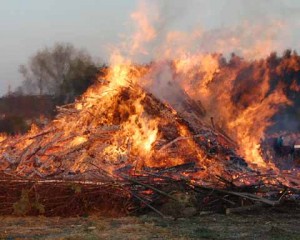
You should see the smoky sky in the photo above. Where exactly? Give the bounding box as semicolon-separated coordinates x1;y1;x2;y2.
1;0;300;95
119;0;300;64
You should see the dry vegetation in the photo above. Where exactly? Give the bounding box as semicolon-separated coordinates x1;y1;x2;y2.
1;209;300;240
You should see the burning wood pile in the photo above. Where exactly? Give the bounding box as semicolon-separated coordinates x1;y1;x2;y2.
0;55;299;217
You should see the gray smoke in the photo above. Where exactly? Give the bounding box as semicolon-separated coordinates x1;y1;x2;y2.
128;0;300;61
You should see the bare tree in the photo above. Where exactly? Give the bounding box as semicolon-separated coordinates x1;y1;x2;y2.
19;43;99;101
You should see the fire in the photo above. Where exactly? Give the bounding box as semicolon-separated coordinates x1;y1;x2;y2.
70;136;87;147
0;133;7;143
175;53;291;170
228;89;290;169
120;92;158;155
0;1;299;189
174;53;220;98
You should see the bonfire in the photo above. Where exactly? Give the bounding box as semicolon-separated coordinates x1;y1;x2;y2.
0;3;300;218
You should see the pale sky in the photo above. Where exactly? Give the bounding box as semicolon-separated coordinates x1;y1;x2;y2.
0;0;137;94
1;0;300;95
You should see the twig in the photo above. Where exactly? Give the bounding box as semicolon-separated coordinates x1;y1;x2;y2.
121;175;178;201
158;134;203;152
131;193;166;218
29;130;52;139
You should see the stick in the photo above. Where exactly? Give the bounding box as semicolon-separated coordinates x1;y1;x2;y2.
210;117;215;130
121;175;178;201
192;183;280;206
131;193;166;218
158;162;196;173
29;130;52;139
219;190;279;206
225;203;263;215
158;134;203;152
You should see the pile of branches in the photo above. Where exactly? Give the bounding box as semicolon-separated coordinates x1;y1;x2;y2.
0;84;245;180
0;162;299;217
0;83;299;217
0;174;129;217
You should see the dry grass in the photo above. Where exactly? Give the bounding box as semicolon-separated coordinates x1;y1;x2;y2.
0;210;300;240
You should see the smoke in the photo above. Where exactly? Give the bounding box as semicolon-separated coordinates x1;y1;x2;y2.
141;61;187;112
123;0;300;62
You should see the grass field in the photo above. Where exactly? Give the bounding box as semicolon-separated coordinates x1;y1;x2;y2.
1;210;300;240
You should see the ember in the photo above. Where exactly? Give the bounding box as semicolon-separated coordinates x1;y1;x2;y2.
0;2;300;217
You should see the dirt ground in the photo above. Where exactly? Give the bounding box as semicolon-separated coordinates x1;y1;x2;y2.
0;210;300;240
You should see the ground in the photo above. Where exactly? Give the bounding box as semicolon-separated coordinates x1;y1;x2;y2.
1;210;300;240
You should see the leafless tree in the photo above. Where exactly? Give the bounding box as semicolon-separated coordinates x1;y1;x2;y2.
19;43;99;100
